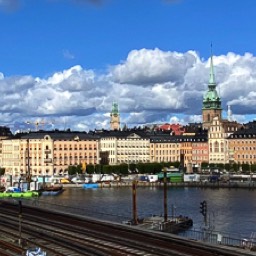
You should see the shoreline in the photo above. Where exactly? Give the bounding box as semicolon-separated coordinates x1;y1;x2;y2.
62;181;256;189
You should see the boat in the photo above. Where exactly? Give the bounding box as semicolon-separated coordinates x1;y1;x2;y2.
82;183;99;189
0;187;39;198
39;184;64;196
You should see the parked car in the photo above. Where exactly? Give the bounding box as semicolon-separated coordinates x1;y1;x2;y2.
26;247;47;256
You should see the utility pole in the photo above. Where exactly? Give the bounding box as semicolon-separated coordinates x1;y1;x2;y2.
132;180;138;225
163;167;168;222
18;200;22;246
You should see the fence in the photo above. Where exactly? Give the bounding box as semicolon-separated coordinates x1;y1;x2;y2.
179;228;256;250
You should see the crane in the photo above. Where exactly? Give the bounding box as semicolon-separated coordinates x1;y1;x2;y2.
26;120;45;131
25;120;55;131
25;119;68;131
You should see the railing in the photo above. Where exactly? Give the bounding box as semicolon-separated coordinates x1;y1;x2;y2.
179;228;256;250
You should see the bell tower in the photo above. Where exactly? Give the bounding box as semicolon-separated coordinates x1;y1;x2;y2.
202;50;222;130
110;102;120;130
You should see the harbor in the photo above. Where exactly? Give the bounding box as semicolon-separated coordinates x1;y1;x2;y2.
15;186;256;248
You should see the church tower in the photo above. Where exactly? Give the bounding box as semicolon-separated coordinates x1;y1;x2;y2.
202;52;222;130
110;102;120;130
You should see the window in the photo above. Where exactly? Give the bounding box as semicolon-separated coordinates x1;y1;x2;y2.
214;141;219;153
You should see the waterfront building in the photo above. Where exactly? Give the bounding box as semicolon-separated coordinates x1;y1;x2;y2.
150;132;208;172
208;116;241;164
110;102;120;131
0;126;13;168
179;136;193;172
202;54;222;130
150;134;181;163
99;130;150;165
179;133;208;172
228;127;256;165
1;131;100;176
191;135;209;171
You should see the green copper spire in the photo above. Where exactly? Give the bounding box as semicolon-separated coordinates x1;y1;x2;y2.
111;102;119;115
202;46;222;110
209;54;216;85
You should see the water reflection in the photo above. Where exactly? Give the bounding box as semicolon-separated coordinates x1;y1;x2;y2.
32;187;256;238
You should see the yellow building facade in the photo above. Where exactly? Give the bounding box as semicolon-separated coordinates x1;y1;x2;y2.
1;132;100;176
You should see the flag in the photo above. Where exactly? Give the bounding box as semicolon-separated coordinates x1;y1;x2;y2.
82;161;87;173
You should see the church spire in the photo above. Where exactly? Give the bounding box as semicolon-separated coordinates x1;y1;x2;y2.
110;102;120;130
202;44;222;130
209;44;216;85
111;102;119;115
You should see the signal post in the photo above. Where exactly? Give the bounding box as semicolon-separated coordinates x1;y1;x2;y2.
200;200;207;226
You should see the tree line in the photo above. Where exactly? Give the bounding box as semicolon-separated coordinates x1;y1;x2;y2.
0;162;254;177
68;161;256;176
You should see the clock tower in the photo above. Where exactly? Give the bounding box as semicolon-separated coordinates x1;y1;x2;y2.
110;102;120;130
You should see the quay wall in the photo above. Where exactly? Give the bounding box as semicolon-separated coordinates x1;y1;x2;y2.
63;181;256;189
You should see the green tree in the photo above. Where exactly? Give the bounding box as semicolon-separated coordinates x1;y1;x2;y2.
67;166;78;175
232;162;240;173
216;163;224;171
0;168;5;176
241;163;250;173
201;162;209;169
86;164;96;174
224;163;231;172
251;164;256;173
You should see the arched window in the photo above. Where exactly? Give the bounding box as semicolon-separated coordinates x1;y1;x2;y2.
207;113;211;122
221;142;224;152
214;141;219;153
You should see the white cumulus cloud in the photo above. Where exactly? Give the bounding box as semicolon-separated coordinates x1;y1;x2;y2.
1;49;256;132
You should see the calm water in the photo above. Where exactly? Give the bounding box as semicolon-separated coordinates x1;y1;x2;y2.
28;186;256;239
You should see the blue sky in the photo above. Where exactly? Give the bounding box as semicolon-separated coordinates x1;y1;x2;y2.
0;0;256;132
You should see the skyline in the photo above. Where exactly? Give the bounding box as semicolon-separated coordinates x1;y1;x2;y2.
1;0;256;132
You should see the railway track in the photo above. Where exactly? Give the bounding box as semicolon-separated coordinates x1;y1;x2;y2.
0;201;253;256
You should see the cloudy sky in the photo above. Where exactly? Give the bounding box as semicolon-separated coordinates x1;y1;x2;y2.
0;0;256;132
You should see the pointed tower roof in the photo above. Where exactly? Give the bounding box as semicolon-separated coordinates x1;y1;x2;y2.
111;102;119;116
209;54;216;85
202;46;222;110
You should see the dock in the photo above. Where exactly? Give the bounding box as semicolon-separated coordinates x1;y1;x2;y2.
124;215;193;234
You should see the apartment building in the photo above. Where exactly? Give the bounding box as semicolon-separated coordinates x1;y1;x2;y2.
99;130;150;165
2;123;256;177
191;136;209;169
0;126;13;168
208;116;241;164
228;128;256;165
1;131;100;176
150;134;180;163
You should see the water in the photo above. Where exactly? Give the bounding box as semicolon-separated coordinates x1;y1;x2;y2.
29;186;256;239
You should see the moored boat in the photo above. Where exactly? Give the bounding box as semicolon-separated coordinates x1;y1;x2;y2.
82;183;99;189
40;184;64;196
0;187;39;198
